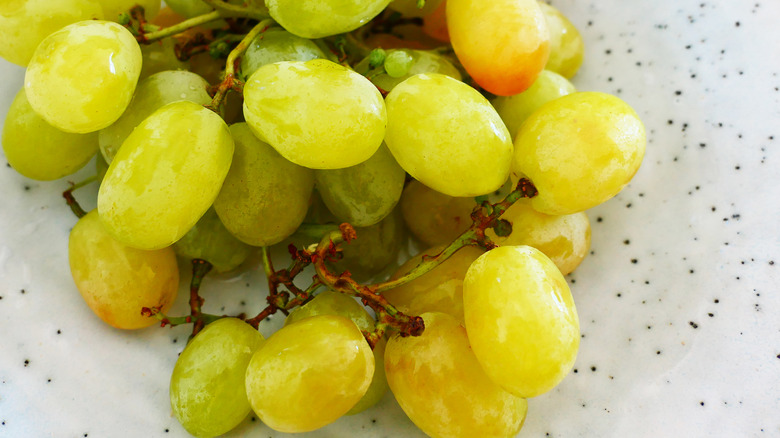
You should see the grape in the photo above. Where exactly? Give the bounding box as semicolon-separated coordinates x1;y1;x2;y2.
98;101;234;250
384;50;415;78
463;245;579;398
384;245;483;321
170;318;265;438
385;312;528;438
98;70;212;163
385;74;512;197
240;29;326;80
2;89;98;181
267;0;391;39
139;37;189;80
389;0;445;17
245;315;374;432
422;0;449;42
538;1;584;79
486;200;591;275
447;0;549;95
314;145;405;227
492;70;576;141
0;0;103;66
68;210;179;329
24;20;142;133
99;0;161;21
173;208;254;273
400;180;475;247
512;92;647;215
213;123;314;247
96;153;109;182
334;208;406;281
243;60;387;169
356;49;462;92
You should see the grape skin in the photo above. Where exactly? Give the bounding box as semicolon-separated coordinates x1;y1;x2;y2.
240;29;326;80
334;208;406;281
538;1;585;79
399;179;476;247
173;208;254;273
355;49;463;93
267;0;392;39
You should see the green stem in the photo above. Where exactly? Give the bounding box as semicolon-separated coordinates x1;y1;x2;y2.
140;11;222;43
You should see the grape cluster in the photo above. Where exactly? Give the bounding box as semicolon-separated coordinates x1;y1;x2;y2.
0;1;646;437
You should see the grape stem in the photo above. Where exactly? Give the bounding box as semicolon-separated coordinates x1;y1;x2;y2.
188;259;213;336
135;10;223;43
62;175;98;219
201;0;270;19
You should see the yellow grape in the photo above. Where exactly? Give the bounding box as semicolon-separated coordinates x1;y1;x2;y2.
267;0;391;38
486;200;591;275
245;315;374;432
243;59;387;169
2;88;98;181
24;20;141;133
173;208;254;273
68;210;179;329
463;245;579;398
512;92;646;215
98;101;234;250
538;1;584;79
385;312;528;438
400;180;475;247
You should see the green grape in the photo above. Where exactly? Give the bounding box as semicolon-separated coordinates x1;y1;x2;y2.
68;210;179;329
486;200;591;275
492;69;576;141
538;2;584;79
24;20;141;133
139;37;189;80
99;0;160;21
400;179;475;247
99;70;211;163
384;74;512;197
214;123;314;247
240;29;326;80
245;315;374;433
0;0;103;66
388;0;445;17
170;318;265;438
384;245;483;321
98;101;234;250
165;0;212;17
511;92;646;215
314;145;405;227
173;208;254;273
2;89;98;181
243;59;387;169
96;153;109;181
334;208;406;281
267;0;391;39
385;312;528;438
284;291;388;415
463;245;580;398
355;49;462;93
384;50;415;78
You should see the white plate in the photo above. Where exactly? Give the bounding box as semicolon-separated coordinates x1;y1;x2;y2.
1;1;779;437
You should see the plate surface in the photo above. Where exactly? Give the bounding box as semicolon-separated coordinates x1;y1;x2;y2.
1;1;779;437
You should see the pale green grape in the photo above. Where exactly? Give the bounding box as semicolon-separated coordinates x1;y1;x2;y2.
385;312;528;438
98;101;234;250
68;210;179;329
384;50;415;78
463;245;580;398
538;1;584;78
385;245;483;321
243;59;387;169
214;123;314;246
2;89;98;181
173;208;254;273
492;69;575;141
245;315;374;432
24;20;142;133
99;0;160;21
486;200;591;275
334;208;406;281
388;0;445;17
165;0;211;17
385;74;512;197
99;70;211;162
240;29;326;80
267;0;391;38
511;92;646;215
0;0;103;66
171;318;265;438
355;49;462;93
139;37;188;80
314;145;405;227
400;180;475;247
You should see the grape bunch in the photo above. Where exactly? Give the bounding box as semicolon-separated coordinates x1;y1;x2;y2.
0;0;646;437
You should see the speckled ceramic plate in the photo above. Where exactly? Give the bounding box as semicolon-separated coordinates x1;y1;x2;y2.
1;1;779;437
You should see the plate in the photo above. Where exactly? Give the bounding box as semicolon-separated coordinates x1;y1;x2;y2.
1;1;779;436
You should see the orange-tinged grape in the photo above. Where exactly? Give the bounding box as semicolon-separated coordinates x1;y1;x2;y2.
267;0;391;39
400;180;475;247
389;0;444;17
492;69;576;141
463;245;579;398
385;245;483;321
511;92;647;215
422;0;449;42
538;1;584;79
245;315;375;432
385;74;513;197
68;210;179;329
447;0;549;96
385;312;528;438
486;200;590;275
170;318;265;438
